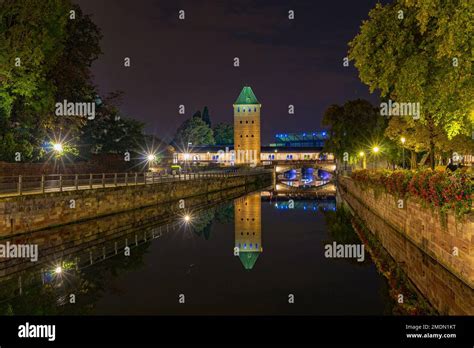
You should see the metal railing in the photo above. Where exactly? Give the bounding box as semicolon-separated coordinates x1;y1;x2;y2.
0;168;272;197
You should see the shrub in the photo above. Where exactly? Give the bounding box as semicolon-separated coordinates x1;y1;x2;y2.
350;169;473;217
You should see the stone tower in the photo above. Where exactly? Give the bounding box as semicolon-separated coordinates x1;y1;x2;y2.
234;192;262;270
233;86;261;165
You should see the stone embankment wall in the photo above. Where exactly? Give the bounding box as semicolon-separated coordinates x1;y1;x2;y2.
0;172;271;237
339;176;473;314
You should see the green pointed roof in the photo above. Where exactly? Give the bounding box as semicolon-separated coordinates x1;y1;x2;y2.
234;86;260;105
239;252;260;270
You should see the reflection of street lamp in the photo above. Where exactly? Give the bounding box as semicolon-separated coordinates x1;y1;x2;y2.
401;137;406;169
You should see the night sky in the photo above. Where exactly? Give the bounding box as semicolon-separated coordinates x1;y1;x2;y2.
74;0;388;144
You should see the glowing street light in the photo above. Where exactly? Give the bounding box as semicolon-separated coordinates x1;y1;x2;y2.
54;266;63;275
52;143;63;154
184;214;191;223
372;146;380;169
358;151;365;157
147;154;156;162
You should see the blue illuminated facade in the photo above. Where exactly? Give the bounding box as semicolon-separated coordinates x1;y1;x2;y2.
270;131;328;148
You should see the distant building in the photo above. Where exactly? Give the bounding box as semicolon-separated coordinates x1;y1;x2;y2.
173;145;333;165
233;86;261;165
269;131;328;148
171;86;334;166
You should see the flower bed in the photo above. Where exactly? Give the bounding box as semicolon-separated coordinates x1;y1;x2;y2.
350;169;473;217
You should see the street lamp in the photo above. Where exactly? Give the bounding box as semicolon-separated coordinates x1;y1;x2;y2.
147;154;156;171
401;137;406;169
51;142;64;174
372;146;380;169
52;143;63;153
358;151;366;169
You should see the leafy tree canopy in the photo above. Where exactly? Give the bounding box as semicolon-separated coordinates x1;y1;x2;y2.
322;99;387;160
173;115;215;148
0;0;102;161
213;123;233;145
349;0;474;139
202;106;211;127
79;93;145;157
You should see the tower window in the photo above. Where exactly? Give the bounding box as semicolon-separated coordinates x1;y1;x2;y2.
240;135;242;138
252;121;254;124
251;135;254;137
240;121;242;124
254;107;257;112
246;120;248;124
237;107;240;112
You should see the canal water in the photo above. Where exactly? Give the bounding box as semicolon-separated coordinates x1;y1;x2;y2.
0;183;409;316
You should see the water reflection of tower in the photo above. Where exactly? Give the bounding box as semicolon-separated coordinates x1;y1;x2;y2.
234;192;262;270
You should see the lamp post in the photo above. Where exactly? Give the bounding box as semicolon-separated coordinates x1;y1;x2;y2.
52;142;64;174
372;146;380;169
147;154;156;171
358;151;366;169
401;137;406;169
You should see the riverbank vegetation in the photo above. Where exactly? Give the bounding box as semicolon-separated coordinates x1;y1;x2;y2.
350;169;473;217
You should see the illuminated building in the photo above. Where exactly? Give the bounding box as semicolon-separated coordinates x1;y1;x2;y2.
233;86;261;165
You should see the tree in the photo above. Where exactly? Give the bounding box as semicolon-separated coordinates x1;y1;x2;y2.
202;106;211;128
385;116;474;167
0;0;102;161
213;123;233;145
349;0;474;168
79;93;145;156
172;115;215;147
0;0;68;161
322;99;387;162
